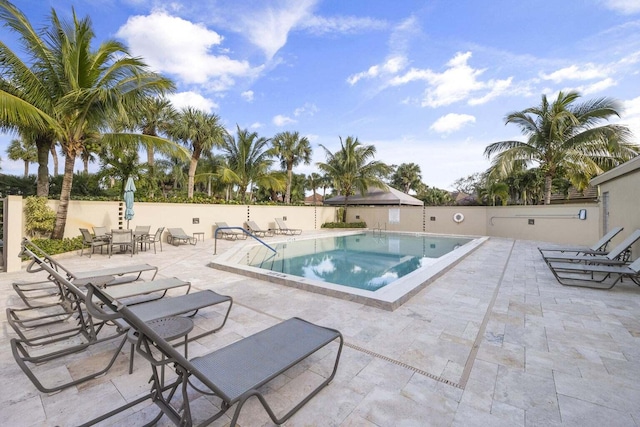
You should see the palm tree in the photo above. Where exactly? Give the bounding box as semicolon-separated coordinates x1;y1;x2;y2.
125;96;178;197
0;1;59;196
169;108;226;199
6;135;37;177
479;181;510;206
270;131;312;204
0;6;174;238
317;136;391;222
390;162;422;194
220;126;282;202
484;91;637;204
305;172;323;205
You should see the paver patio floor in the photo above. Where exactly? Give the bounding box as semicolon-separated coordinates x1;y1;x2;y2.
1;232;639;426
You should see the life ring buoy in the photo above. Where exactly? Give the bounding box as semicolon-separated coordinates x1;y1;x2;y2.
453;212;464;223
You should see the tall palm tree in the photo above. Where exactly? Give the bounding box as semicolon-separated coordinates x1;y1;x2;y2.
317;136;391;222
169;108;226;199
484;91;637;204
0;1;59;196
1;6;174;238
390;162;422;194
305;172;323;205
270;131;312;204
220;125;282;202
125;96;178;197
6;135;37;177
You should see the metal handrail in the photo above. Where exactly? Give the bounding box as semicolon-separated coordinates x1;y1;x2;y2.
213;226;277;255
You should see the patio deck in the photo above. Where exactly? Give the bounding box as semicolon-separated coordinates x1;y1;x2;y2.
1;232;639;426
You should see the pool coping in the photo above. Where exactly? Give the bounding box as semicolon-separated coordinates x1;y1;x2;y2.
209;230;489;311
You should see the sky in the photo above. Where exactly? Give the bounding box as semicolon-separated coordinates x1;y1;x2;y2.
1;0;639;190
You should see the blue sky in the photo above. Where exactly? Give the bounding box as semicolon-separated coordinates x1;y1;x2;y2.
1;0;639;190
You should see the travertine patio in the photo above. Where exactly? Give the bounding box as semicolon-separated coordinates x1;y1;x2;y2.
1;232;639;426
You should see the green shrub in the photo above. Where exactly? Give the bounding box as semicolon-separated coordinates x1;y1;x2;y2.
25;236;84;259
24;196;56;237
321;221;367;228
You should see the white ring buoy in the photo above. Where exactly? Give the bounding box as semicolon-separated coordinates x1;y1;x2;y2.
453;212;464;223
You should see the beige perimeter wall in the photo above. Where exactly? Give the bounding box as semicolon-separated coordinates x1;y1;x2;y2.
346;204;600;246
599;174;640;257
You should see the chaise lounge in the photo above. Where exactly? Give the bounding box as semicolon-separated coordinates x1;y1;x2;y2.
547;257;640;289
275;218;302;235
541;229;640;265
166;228;197;246
85;283;343;427
215;222;248;240
538;226;623;258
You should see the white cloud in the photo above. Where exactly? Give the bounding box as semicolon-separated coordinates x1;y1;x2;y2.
389;51;512;108
430;113;476;134
300;15;387;35
273;114;297;126
241;90;254;102
347;55;408;85
168;91;218;112
250;122;263;129
116;11;254;90
601;0;640;14
540;64;610;83
573;77;617;95
622;95;640;141
238;0;317;59
294;103;318;117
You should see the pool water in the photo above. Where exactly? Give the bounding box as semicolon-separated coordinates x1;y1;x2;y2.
241;232;472;291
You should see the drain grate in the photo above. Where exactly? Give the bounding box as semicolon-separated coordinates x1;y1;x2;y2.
344;342;462;389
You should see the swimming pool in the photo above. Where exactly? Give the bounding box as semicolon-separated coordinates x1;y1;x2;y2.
243;233;472;290
210;231;487;310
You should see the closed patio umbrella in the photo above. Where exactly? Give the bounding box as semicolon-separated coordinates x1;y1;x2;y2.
124;176;136;229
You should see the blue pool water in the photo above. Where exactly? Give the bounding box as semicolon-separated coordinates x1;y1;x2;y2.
241;232;472;291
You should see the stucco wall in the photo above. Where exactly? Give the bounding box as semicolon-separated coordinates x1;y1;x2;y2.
598;174;640;257
347;204;600;245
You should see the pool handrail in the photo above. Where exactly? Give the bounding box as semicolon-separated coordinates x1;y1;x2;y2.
214;226;277;255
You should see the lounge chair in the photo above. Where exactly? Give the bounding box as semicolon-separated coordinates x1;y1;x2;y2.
547;257;640;289
13;239;158;308
246;220;274;237
167;228;197;246
275;218;302;235
541;229;640;265
538;226;623;258
85;283;343;427
215;221;248;240
10;242;232;394
79;228;109;257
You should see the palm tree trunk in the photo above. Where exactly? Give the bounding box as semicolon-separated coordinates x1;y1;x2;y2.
23;160;29;178
342;197;348;222
147;148;155;198
52;152;76;239
285;166;293;204
50;143;59;177
544;174;552;205
187;156;198;199
35;136;51;197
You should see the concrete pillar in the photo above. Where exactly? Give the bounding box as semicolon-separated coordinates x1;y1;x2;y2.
4;195;24;272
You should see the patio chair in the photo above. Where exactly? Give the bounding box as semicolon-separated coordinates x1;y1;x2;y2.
246;220;274;237
275;218;302;235
538;226;623;258
142;227;164;253
92;226;110;242
79;228;109;257
84;283;343;427
109;229;134;257
541;229;640;265
547;257;640;289
167;228;197;246
10;242;232;394
215;222;248;240
13;239;158;308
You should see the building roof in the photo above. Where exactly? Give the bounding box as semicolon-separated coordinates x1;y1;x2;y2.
323;186;424;206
